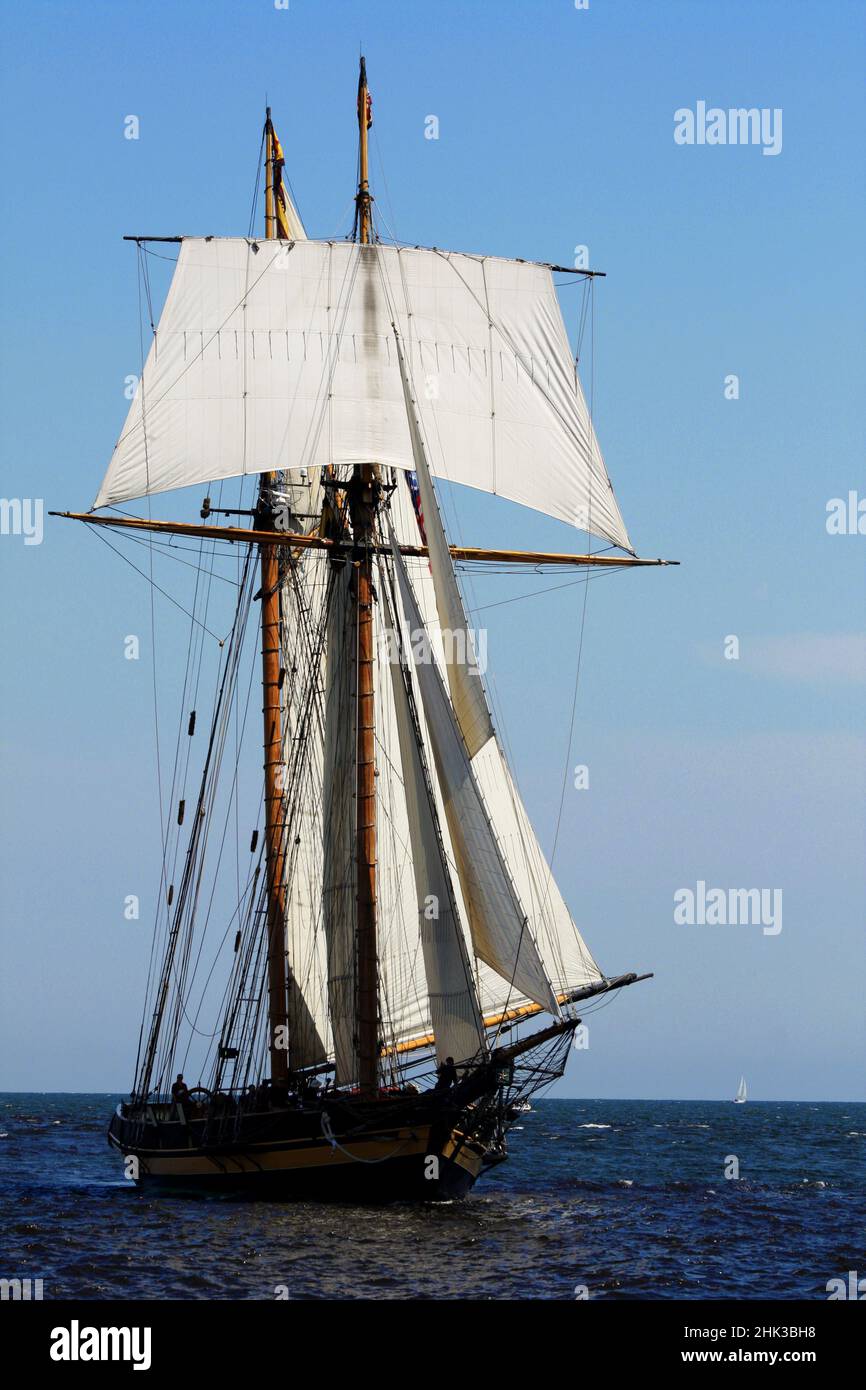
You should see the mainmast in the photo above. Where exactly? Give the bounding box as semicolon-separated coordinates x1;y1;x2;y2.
351;56;380;1094
260;108;289;1087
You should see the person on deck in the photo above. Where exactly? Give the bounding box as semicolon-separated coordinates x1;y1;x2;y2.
436;1057;458;1090
170;1074;191;1116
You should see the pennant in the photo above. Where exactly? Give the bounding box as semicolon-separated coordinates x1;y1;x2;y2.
270;121;292;239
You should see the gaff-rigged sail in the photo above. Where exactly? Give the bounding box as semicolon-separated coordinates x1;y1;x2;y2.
94;238;632;552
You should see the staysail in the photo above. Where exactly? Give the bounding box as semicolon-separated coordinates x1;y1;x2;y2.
390;535;558;1017
381;579;487;1065
388;469;605;1017
94;237;631;552
387;323;606;1011
392;327;493;757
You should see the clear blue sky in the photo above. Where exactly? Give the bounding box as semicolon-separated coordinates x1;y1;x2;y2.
1;0;863;1099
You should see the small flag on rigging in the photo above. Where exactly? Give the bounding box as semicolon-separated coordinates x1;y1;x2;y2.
357;65;373;129
270;125;292;240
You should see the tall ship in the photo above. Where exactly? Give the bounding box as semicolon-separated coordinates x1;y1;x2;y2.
56;61;672;1199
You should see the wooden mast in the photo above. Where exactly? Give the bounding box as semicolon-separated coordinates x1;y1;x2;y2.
351;56;380;1094
356;57;372;245
260;109;289;1087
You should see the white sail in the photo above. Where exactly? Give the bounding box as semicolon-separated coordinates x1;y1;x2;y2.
391;536;559;1017
735;1076;747;1102
471;739;603;999
95;238;631;552
278;188;306;243
321;561;358;1084
391;333;603;999
283;504;483;1073
381;580;487;1065
397;491;602;998
276;465;606;1070
260;200;605;1071
372;574;444;1062
319;555;447;1080
280;541;333;1068
393;329;494;757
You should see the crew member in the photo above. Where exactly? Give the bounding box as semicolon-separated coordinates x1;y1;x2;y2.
436;1056;458;1090
171;1073;191;1115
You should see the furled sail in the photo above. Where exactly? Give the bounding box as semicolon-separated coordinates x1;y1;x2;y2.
95;238;631;551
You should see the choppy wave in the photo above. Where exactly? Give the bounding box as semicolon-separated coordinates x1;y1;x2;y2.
0;1094;862;1300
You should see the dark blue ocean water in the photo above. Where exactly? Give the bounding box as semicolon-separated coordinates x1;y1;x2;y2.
0;1095;862;1300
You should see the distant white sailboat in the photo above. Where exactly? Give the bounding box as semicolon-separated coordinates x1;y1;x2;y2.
734;1076;747;1104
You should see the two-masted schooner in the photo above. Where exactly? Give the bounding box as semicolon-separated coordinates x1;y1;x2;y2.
57;61;672;1199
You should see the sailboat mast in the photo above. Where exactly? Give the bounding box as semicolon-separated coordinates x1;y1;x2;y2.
260;108;289;1087
352;56;379;1093
356;57;372;244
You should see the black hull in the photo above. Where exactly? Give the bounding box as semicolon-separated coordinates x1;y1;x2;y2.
123;1150;481;1202
108;1087;505;1203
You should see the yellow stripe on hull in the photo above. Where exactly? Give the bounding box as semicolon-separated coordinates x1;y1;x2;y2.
120;1124;488;1184
128;1128;428;1179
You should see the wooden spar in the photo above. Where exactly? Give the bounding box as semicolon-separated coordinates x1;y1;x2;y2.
120;242;605;276
50;514;678;567
353;56;379;1095
491;1015;580;1064
382;972;653;1058
355;56;373;245
260;111;289;1087
415;545;676;568
545;265;606;277
481;972;653;1030
264;107;276;241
